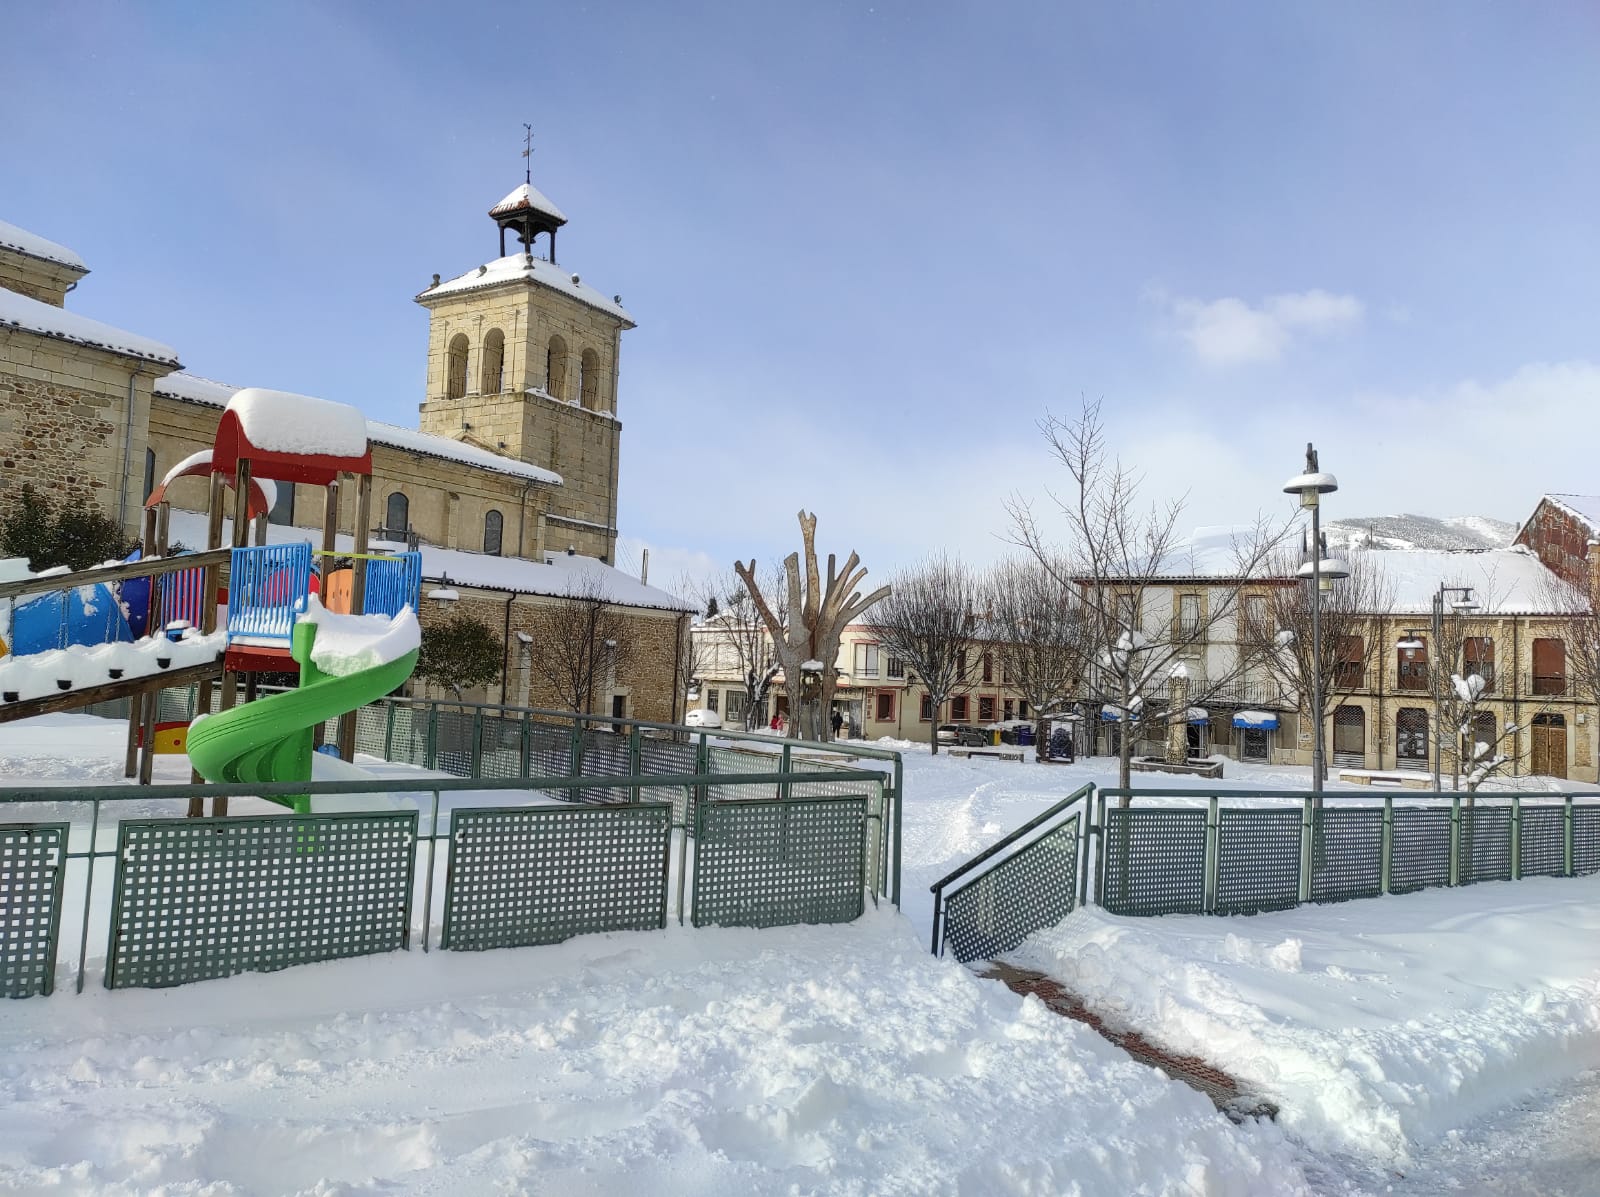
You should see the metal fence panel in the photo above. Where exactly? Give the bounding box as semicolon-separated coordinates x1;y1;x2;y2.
1461;806;1512;884
433;709;475;777
107;812;416;989
941;814;1079;964
441;804;671;951
576;729;633;802
1101;808;1206;916
0;823;68;998
1309;807;1383;903
1519;806;1566;879
707;746;780;803
1577;807;1600;876
1390;807;1452;893
475;713;524;780
1215;808;1302;915
693;797;866;929
526;719;575;780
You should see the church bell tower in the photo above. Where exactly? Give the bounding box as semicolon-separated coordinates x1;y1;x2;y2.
416;176;634;562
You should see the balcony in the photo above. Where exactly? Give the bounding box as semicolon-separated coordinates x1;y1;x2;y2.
1533;674;1567;696
1332;667;1368;692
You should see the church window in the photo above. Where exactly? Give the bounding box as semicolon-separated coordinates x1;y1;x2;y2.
580;347;601;410
480;328;504;395
546;334;568;400
484;509;504;555
385;491;410;533
446;334;469;400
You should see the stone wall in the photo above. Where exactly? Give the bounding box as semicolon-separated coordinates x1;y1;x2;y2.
0;328;157;533
0;249;84;308
1515;498;1598;591
412;587;687;722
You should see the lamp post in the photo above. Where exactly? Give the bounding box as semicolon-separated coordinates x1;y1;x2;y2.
1429;585;1478;792
1284;445;1344;795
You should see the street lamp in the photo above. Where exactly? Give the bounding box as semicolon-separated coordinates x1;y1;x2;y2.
1284;444;1340;794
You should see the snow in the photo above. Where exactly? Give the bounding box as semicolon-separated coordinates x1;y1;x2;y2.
425;586;459;602
3;717;1597;1192
1545;494;1600;536
1283;470;1339;493
299;597;420;677
0;216;87;270
156;448;276;509
225;387;368;458
157;372;564;487
0;628;223;701
489;180;568;224
1324;514;1518;553
165;510;697;614
1233;709;1277;727
1013;880;1600;1164
421;252;634;325
0;286;178;365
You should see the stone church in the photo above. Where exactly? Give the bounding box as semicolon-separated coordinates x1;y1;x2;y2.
0;179;694;721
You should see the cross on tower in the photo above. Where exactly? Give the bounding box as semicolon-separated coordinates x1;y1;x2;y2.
522;123;534;185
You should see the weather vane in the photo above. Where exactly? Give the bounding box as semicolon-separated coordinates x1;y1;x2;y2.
522;123;534;185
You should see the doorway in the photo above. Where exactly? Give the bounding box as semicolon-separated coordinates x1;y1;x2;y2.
1532;714;1568;779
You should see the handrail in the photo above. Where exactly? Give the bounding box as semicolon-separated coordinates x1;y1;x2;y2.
1100;786;1600;803
0;548;232;603
928;783;1095;897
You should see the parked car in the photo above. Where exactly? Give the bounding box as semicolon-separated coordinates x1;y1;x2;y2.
936;723;990;747
685;708;722;728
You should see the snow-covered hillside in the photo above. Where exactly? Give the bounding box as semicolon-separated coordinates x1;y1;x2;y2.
1322;513;1517;551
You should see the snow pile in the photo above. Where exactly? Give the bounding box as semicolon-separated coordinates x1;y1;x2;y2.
224;387;368;458
1012;880;1600;1161
0;911;1311;1195
0;628;223;701
422;252;634;324
0;287;178;365
0;216;87;269
299;596;420;677
489;180;568;223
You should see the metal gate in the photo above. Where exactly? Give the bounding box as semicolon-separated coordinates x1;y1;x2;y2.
1332;705;1365;768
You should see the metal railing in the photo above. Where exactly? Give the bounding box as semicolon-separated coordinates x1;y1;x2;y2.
0;767;882;998
226;543;312;642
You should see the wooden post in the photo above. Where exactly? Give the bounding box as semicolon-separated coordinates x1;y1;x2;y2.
125;506;159;778
137;678;160;786
338;473;374;761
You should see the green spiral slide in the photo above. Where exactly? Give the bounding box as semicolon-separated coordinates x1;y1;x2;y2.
186;617;419;812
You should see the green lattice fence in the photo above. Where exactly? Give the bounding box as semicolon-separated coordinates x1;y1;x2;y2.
1100;807;1207;916
692;796;867;929
941;814;1079;964
1576;807;1600;875
1215;809;1302;915
1307;808;1384;902
1460;806;1513;884
441;804;672;950
1390;807;1452;893
1519;805;1566;878
0;823;68;998
106;811;417;989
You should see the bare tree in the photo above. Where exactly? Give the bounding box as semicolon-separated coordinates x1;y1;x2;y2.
1257;544;1392;783
1009;400;1289;793
696;567;787;730
983;556;1083;761
867;554;979;755
736;512;889;742
527;571;636;716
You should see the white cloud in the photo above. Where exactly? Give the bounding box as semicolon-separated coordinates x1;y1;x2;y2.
1169;289;1364;365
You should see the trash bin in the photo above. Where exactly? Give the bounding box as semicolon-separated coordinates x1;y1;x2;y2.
989;729;1002;746
1017;726;1035;747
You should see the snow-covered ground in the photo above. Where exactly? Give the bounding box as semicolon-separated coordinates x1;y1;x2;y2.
1;716;1597;1194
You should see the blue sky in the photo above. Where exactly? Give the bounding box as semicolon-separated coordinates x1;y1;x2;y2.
5;2;1598;593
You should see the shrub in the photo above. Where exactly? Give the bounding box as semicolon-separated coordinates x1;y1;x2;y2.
416;613;504;694
0;485;132;572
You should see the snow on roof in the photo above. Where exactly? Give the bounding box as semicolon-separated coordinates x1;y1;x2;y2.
420;253;633;326
1363;547;1569;615
0;218;87;271
165;511;695;614
157;373;562;487
0;287;177;365
489;182;568;225
1544;494;1600;535
226;387;369;458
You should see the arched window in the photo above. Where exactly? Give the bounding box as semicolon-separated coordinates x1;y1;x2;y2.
483;509;504;555
580;347;601;409
545;334;568;400
445;334;469;399
480;328;504;395
385;491;409;534
269;480;295;526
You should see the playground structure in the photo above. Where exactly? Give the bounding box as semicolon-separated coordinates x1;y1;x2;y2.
0;387;422;810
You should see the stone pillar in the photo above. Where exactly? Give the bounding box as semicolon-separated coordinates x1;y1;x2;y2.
1166;673;1190;765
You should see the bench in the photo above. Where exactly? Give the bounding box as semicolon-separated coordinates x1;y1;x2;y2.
1338;769;1434;790
948;748;1024;761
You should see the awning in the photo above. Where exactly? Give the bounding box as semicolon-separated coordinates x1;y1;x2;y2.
1233;710;1279;729
1172;706;1208;725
